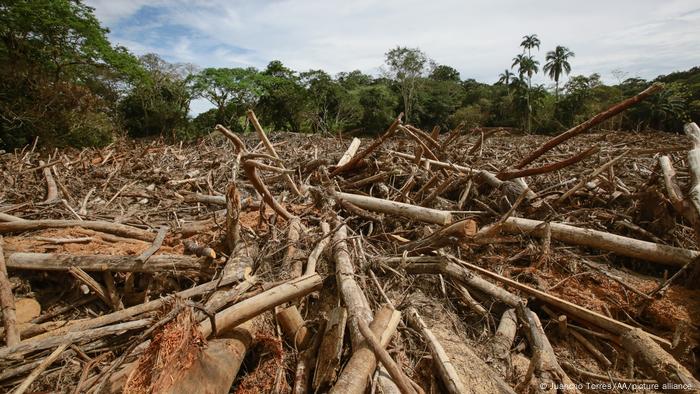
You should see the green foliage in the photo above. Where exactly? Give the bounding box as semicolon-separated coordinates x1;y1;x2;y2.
384;46;428;122
189;67;262;127
355;85;398;133
0;0;141;149
543;46;575;97
118;54;191;139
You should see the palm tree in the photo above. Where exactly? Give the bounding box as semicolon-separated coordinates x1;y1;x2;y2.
497;69;517;85
512;54;539;132
543;45;575;99
520;34;540;57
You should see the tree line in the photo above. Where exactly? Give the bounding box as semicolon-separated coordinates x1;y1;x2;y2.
1;0;698;149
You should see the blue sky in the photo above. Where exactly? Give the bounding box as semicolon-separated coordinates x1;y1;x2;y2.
86;0;700;114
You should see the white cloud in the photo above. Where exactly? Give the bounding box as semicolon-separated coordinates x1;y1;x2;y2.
87;0;700;87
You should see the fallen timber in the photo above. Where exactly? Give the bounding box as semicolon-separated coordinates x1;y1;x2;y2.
2;93;699;393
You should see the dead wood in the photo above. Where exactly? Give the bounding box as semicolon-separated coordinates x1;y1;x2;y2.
621;328;700;393
0;236;19;346
7;252;211;274
514;83;663;169
331;305;400;394
313;306;347;391
0;219;155;241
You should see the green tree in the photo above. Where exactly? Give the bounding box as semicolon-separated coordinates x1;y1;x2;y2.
0;0;140;148
430;65;461;82
257;60;307;131
119;54;191;140
520;34;541;57
384;46;429;122
512;54;539;132
189;67;262;126
544;46;575;99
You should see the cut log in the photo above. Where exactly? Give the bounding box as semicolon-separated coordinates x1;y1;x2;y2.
199;273;322;337
40;160;59;204
313;306;347;391
331;305;401;394
405;308;471;394
514;83;663;169
7;253;212;274
0;219;155;241
484;309;517;378
293;320;324;394
337;137;362;167
0;236;19;346
621;328;700;393
331;113;403;176
277;305;310;350
500;217;699;267
332;191;452;225
332;223;373;349
355;317;420;394
659;156;700;243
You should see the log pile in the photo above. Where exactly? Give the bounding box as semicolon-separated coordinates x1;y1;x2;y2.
1;87;700;393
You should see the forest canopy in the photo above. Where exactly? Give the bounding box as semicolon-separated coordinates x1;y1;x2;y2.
1;0;698;150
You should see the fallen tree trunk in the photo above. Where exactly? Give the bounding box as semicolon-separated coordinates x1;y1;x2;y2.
684;122;700;221
0;236;19;346
405;307;472;394
0;219;155;241
333;223;373;349
404;261;522;307
199;273;322;337
332;191;452;225
621;328;700;393
313;306;347;391
331;305;401;394
500;217;700;267
7;252;211;274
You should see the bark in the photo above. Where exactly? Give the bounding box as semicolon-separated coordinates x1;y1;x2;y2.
332;191;452;225
199;273;322;337
332;223;372;349
313;306;347;391
331;305;401;394
277;305;310;350
7;252;212;274
621;328;700;393
0;236;19;346
0;219;155;241
485;309;517;378
501;217;699;267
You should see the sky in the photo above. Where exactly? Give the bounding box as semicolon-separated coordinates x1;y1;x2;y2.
86;0;700;115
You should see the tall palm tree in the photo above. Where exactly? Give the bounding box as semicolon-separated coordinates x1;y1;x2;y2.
512;54;539;132
543;45;575;99
520;34;540;57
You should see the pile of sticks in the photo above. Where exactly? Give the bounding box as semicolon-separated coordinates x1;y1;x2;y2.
1;84;700;393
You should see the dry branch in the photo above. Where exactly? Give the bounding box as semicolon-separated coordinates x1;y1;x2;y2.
7;252;211;274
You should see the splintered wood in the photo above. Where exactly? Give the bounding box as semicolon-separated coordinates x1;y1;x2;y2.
1;100;700;393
